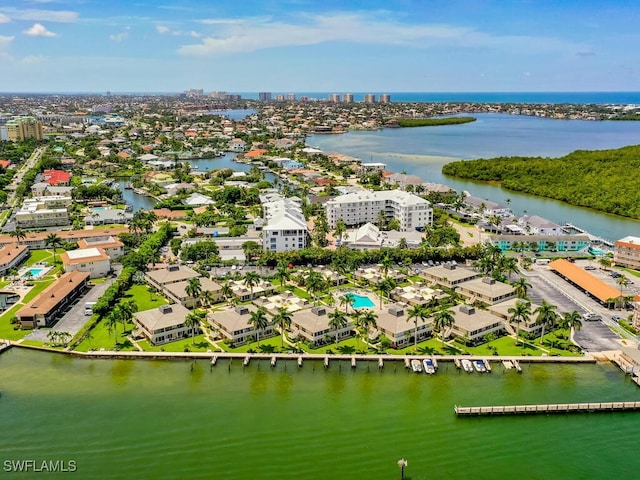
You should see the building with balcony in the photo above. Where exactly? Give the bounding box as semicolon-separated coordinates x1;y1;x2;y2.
614;236;640;270
6;116;43;141
261;193;308;252
134;304;195;345
60;247;111;279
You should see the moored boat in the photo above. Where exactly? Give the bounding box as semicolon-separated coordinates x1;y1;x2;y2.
411;359;423;373
461;359;474;373
474;360;487;373
423;358;436;375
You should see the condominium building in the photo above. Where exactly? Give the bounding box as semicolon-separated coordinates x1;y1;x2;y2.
379;93;391;103
286;93;296;101
6;116;44;141
342;93;354;103
261;193;309;252
60;247;111;279
614;236;640;270
258;92;272;101
363;94;376;103
329;93;341;103
326;190;433;232
15;199;69;228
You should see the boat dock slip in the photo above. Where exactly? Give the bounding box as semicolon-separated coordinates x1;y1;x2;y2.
404;358;411;369
243;356;250;366
454;358;461;369
432;357;438;370
513;360;523;373
455;401;640;416
483;359;492;372
297;356;303;368
351;357;357;369
324;357;329;369
210;356;218;366
502;360;514;370
270;356;277;367
378;358;384;369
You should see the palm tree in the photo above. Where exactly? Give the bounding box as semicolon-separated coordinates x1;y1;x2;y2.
249;307;269;345
598;257;612;270
305;270;325;305
9;227;26;245
45;233;62;265
501;257;520;281
433;305;455;346
339;294;354;313
616;276;630;309
221;281;234;303
272;306;292;348
508;300;531;346
185;277;202;306
243;271;261;299
512;277;532;299
380;254;394;278
274;263;291;291
357;310;378;351
560;310;582;336
184;312;201;344
407;304;428;351
328;309;348;346
374;277;396;309
118;300;138;332
534;300;558;342
105;312;119;347
200;290;214;308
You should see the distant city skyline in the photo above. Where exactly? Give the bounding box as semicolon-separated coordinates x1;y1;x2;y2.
0;1;639;93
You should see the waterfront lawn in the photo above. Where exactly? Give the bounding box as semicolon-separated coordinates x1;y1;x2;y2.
138;335;214;352
219;335;284;353
303;336;373;355
74;318;137;352
455;336;557;357
387;338;456;356
120;284;167;312
0;304;28;340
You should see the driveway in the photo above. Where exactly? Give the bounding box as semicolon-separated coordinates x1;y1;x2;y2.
24;267;120;342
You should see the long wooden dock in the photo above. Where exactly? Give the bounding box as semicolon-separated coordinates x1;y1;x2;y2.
455;401;640;416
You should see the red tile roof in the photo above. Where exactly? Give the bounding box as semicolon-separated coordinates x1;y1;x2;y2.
43;169;71;185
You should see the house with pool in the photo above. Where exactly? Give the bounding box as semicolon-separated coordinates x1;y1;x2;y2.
375;305;433;348
290;306;354;346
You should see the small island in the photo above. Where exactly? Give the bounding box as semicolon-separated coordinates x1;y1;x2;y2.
385;117;476;128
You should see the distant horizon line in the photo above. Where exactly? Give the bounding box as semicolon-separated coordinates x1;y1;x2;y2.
2;90;640;95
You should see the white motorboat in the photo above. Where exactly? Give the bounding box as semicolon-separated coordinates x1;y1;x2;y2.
461;359;474;373
410;359;423;373
423;358;436;375
473;360;487;373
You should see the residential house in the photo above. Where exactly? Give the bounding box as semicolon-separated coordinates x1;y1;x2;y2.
614;236;640;270
77;236;124;260
134;303;195;345
456;277;516;305
451;305;505;344
421;264;480;288
209;305;276;346
60;247;111;279
375;305;433;348
290;306;354;346
0;243;29;276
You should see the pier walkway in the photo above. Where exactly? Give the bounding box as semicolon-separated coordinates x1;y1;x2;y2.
455;401;640;416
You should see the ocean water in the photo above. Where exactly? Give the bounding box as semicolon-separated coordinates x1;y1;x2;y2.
1;348;639;479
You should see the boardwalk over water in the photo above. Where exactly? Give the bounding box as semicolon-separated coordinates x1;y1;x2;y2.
455;401;640;416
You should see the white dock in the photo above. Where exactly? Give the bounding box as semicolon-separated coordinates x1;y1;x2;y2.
270;356;277;367
210;356;218;366
483;359;492;372
431;357;438;370
243;356;250;367
351;357;357;369
404;358;411;369
513;360;522;373
454;358;462;369
378;358;384;369
455;401;640;416
324;356;329;369
297;356;303;368
502;360;513;370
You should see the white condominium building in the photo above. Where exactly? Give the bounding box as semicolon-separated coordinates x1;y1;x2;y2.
261;193;309;252
326;190;433;232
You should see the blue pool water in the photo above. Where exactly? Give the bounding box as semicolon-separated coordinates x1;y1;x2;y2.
23;268;44;278
347;293;375;309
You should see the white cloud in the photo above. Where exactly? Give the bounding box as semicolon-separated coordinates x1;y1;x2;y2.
179;13;584;57
0;35;14;49
24;23;57;37
21;55;47;64
0;8;77;23
109;28;130;42
0;13;10;23
156;25;170;34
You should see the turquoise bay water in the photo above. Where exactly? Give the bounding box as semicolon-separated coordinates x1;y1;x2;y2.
1;349;640;479
347;293;376;308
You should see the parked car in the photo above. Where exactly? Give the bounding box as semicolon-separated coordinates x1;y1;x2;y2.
584;266;596;270
583;313;602;321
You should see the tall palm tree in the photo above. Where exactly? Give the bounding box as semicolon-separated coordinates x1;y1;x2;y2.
274;263;291;292
221;281;233;303
184;312;201;344
45;233;62;265
534;300;558;342
339;294;354;313
512;277;532;299
9;227;26;245
598;257;612;271
243;271;261;299
105;312;119;347
560;310;582;335
616;276;630;309
185;277;202;306
249;307;269;345
501;257;520;281
328;310;348;346
374;277;396;309
357;310;378;351
200;290;214;308
272;306;292;348
433;305;455;346
380;254;394;278
407;304;428;350
508;300;531;346
305;270;325;305
118;300;138;332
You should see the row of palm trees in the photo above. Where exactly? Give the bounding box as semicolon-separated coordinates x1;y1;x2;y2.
507;300;582;347
8;229;63;264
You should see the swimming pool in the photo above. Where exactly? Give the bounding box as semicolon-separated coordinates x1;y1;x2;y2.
346;293;375;309
22;268;45;278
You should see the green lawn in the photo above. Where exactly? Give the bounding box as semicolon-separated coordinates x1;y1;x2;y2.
623;268;640;279
302;336;372;354
24;250;54;266
0;281;10;289
74;319;137;352
120;284;168;312
454;336;544;356
387;337;458;355
218;334;284;353
138;334;215;352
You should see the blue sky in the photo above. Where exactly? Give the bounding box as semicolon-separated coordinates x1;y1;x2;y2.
1;0;639;93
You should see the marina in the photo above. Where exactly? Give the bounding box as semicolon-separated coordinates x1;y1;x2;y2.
454;401;640;416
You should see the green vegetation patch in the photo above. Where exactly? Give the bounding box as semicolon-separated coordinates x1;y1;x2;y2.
138;334;213;352
442;144;640;219
392;117;476;127
120;284;168;312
